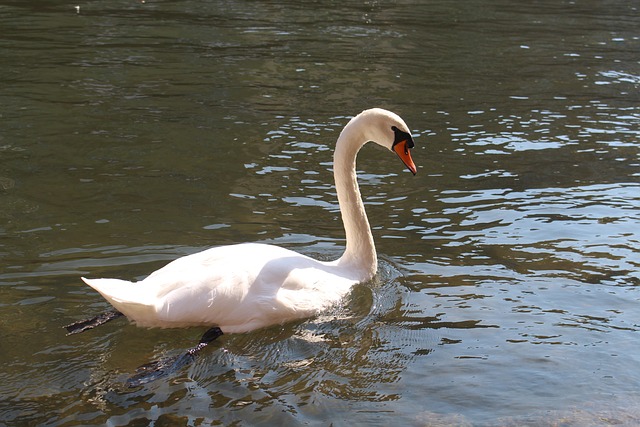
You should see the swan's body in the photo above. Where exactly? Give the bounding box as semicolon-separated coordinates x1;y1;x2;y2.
82;108;417;334
83;243;357;333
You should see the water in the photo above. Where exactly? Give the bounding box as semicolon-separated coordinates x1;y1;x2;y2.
1;0;639;425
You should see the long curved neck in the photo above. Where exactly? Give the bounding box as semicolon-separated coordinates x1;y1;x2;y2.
333;121;377;281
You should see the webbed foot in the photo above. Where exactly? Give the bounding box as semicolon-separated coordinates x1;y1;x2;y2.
126;327;224;387
64;310;124;335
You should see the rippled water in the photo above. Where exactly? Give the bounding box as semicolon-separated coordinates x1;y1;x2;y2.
1;0;639;425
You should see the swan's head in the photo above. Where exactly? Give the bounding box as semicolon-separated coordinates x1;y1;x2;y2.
352;108;417;175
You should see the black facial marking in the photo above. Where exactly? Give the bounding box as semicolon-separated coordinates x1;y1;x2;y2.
391;126;415;149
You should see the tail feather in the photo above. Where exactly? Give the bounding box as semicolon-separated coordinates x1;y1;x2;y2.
81;277;157;325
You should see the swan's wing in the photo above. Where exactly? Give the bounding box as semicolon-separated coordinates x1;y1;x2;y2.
140;243;329;329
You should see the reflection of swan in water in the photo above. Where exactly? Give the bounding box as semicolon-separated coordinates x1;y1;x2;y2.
65;108;417;386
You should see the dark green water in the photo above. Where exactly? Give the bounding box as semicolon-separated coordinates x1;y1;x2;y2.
1;0;639;425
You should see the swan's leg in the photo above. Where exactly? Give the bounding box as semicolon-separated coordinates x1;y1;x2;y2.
64;310;124;335
126;327;224;388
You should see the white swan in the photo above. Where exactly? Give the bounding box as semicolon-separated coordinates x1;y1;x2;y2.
81;108;417;334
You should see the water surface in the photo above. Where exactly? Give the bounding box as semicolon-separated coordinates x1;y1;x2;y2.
1;0;639;425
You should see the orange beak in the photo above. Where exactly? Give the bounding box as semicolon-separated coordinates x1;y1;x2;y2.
393;140;417;175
